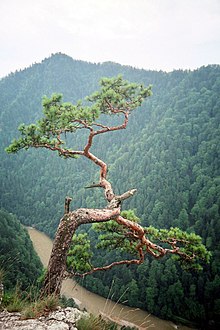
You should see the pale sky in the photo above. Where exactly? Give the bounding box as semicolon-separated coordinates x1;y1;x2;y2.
0;0;220;78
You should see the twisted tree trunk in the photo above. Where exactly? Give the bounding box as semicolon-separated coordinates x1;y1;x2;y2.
41;207;120;297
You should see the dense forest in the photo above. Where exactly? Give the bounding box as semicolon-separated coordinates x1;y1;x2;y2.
0;53;219;328
0;209;42;290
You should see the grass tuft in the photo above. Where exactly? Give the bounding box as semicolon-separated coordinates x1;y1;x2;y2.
21;294;59;319
77;314;118;330
77;313;137;330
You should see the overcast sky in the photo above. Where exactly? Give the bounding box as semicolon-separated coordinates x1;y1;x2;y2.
0;0;220;78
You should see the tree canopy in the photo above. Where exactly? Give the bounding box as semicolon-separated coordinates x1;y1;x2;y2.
6;76;151;157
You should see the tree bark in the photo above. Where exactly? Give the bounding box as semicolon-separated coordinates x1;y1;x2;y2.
41;207;120;297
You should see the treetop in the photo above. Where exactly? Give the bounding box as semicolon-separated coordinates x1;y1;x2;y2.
6;75;152;157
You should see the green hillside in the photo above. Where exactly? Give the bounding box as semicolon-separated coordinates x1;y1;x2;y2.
0;209;42;290
0;53;219;328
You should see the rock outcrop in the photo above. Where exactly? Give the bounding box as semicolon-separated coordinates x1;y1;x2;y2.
0;307;87;330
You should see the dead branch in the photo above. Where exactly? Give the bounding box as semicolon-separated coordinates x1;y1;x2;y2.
64;196;72;214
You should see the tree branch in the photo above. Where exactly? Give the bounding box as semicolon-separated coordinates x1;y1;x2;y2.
107;189;137;209
65;258;143;278
93;117;129;136
33;143;83;157
64;196;72;214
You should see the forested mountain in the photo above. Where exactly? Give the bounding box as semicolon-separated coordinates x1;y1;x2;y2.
0;209;42;290
0;53;219;328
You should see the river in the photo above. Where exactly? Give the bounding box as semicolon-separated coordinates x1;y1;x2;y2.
27;227;194;330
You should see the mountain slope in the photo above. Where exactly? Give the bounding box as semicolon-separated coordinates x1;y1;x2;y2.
0;209;42;290
0;54;219;327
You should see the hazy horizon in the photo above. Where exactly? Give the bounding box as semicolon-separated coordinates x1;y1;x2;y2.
1;0;220;78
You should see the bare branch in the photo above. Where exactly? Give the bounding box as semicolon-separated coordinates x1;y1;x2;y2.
93;111;129;136
107;189;137;209
64;196;72;214
33;143;84;157
66;258;142;278
71;119;93;130
116;189;137;201
84;182;102;189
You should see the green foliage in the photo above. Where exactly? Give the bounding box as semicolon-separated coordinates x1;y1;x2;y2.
92;210;210;270
59;295;79;309
67;233;93;273
86;75;152;114
2;285;25;312
5;76;151;158
0;209;43;290
92;210;140;255
145;226;211;270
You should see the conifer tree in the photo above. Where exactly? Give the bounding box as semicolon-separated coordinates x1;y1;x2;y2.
6;76;210;296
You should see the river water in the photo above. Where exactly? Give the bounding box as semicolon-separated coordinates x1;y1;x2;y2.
27;227;194;330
